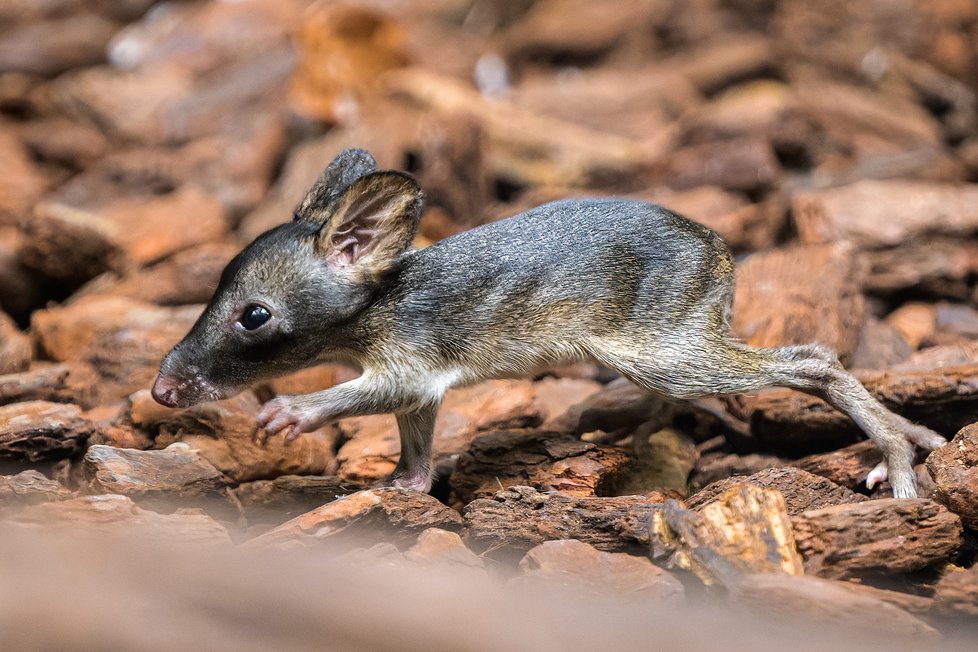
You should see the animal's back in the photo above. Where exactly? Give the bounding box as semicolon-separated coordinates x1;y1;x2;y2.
379;198;735;375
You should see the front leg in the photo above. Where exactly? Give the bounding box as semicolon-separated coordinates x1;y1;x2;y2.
256;374;404;443
390;402;440;493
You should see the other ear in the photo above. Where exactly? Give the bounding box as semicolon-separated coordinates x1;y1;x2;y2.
294;148;378;225
315;171;424;277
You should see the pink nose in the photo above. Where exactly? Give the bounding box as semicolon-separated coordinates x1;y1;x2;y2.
151;374;181;407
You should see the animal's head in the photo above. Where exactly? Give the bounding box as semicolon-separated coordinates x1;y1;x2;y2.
152;148;424;407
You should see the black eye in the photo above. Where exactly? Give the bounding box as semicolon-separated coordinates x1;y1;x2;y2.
239;304;271;330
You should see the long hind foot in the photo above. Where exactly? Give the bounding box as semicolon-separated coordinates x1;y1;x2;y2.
887;412;946;450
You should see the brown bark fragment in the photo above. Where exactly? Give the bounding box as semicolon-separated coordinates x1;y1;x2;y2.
925;422;978;529
791;499;962;579
451;429;631;504
250;488;462;550
732;243;866;361
463;486;656;561
0;363;98;408
687;467;866;516
735;573;938;641
513;539;685;603
650;484;804;586
0;400;93;462
231;475;367;526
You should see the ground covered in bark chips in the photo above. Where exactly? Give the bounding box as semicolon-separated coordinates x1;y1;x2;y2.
2;0;978;647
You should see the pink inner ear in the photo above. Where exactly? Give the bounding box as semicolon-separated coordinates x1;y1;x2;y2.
330;221;380;266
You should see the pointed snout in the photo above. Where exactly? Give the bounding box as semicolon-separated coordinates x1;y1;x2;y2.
151;373;182;408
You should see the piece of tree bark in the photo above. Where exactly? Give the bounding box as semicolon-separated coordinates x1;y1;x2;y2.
231;475;367;526
0;363;98;408
731;243;866;363
31;296;202;403
0;400;93;462
925;422;978;529
0;469;72;513
451;429;631;504
614;426;698;498
463;486;657;562
791;499;962;579
794;180;978;249
84;442;228;499
650;484;804;587
734;573;938;641
686;467;865;516
385;68;674;188
3;494;231;545
0;310;30;375
793;441;883;491
249;488;462;550
512;539;685;603
931;564;978;619
127;390;340;483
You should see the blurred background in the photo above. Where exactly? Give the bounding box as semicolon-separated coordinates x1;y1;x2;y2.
1;0;977;329
3;2;978;649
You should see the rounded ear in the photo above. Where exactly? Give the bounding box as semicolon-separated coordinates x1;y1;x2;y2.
293;148;378;225
315;171;424;277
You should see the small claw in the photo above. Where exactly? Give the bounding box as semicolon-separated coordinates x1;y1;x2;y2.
284;425;301;443
866;462;888;490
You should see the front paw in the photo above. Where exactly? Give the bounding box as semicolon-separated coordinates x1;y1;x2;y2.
256;395;330;444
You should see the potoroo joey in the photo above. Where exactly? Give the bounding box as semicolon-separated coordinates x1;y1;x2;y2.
153;149;945;496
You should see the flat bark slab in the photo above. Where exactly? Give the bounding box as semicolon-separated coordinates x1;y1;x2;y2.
0;363;98;408
463;486;656;561
0;130;48;227
31;296;203;403
512;539;685;603
650;484;803;586
231;475;367;526
126;390;340;483
793;180;978;249
451;429;631;504
0;470;72;512
249;488;462;550
84;442;227;498
2;494;231;545
932;564;978;619
731;243;865;361
791;499;962;579
402;527;488;575
794;182;978;295
735;573;938;641
339;527;489;580
925;422;978;529
0;400;93;462
21;187;227;284
686;467;865;516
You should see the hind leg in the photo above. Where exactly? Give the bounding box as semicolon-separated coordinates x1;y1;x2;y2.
590;337;944;498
